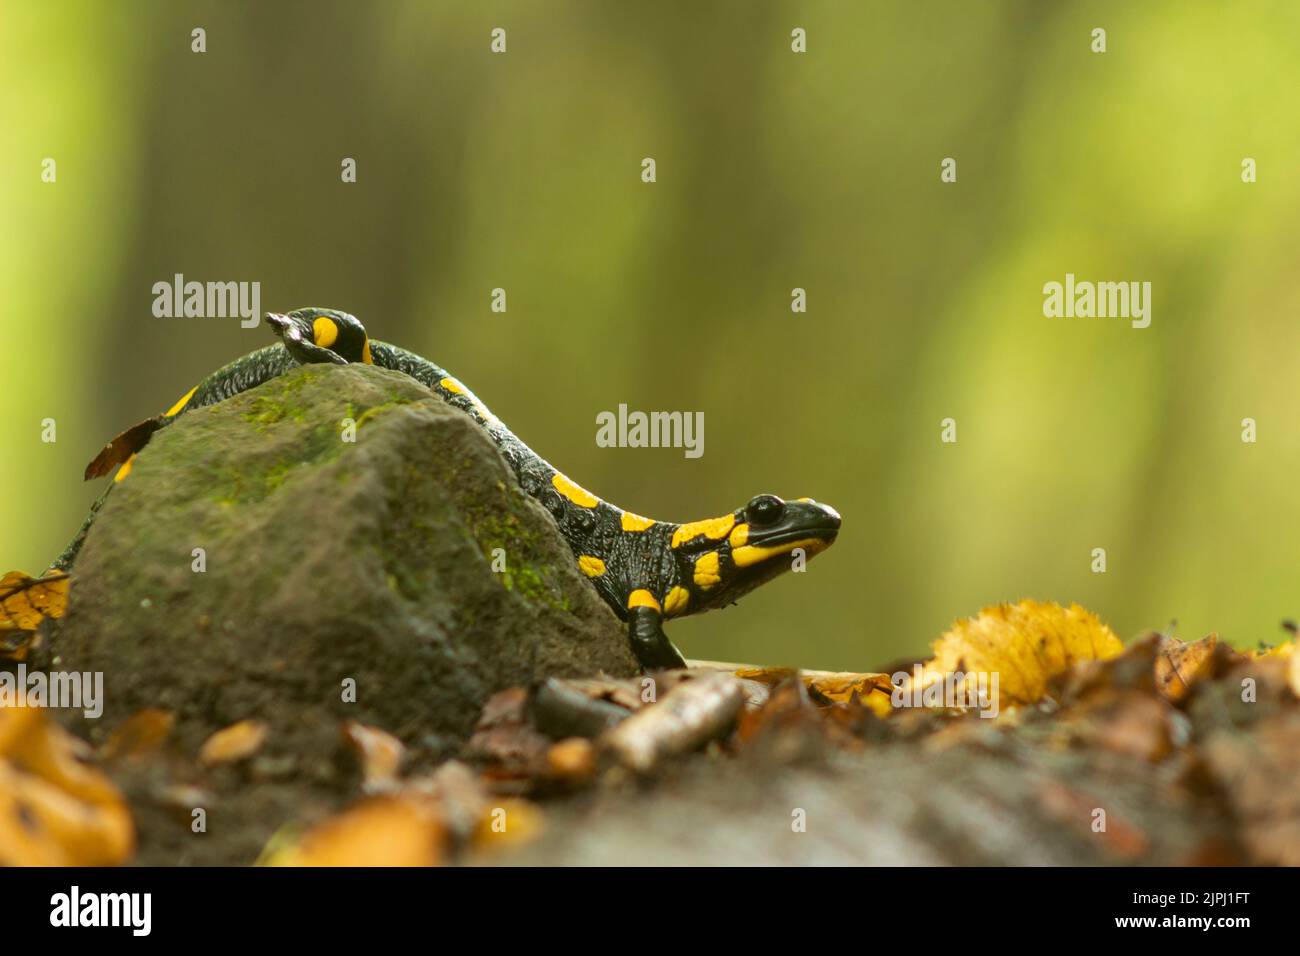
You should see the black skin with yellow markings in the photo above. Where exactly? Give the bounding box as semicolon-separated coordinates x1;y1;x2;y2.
63;308;842;670
58;309;370;569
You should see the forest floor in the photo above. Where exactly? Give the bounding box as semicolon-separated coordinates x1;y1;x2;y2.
4;612;1298;866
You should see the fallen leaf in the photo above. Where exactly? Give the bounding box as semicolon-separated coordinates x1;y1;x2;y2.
1154;634;1231;702
263;795;444;866
1253;641;1300;699
546;737;596;780
0;703;134;865
1244;639;1294;660
0;570;69;660
463;688;553;781
199;719;269;766
100;708;174;761
1054;632;1160;703
908;600;1124;710
470;797;545;854
736;665;893;713
83;414;165;480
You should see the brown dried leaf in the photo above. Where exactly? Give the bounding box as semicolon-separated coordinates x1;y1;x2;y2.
464;688;553;780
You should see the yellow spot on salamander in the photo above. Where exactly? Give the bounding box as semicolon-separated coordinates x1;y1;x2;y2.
578;555;606;578
732;538;829;568
620;511;655;532
663;586;690;617
551;474;599;509
361;340;373;365
114;454;136;482
313;316;339;348
729;523;749;548
672;514;735;549
627;589;661;612
165;385;199;418
693;552;721;589
438;376;496;425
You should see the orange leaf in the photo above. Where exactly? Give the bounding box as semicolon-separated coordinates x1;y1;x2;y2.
264;796;444;867
199;719;269;766
0;704;134;865
1154;634;1219;702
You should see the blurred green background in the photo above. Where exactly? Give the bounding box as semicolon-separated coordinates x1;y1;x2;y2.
3;1;1299;669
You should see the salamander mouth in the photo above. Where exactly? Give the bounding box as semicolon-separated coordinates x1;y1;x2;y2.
746;503;841;549
265;313;297;340
747;524;839;549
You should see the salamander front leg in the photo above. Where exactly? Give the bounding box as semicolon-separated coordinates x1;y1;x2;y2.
627;605;686;671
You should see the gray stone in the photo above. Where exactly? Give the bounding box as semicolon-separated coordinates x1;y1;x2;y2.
52;363;638;759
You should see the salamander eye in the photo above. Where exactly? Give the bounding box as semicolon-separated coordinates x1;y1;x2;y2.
746;494;785;526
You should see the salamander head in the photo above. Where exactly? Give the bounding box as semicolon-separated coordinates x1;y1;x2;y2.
672;494;841;611
266;308;372;365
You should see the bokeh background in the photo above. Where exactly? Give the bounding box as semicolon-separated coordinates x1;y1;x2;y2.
4;1;1299;669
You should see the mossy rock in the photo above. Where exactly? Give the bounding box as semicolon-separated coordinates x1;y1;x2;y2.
52;363;637;757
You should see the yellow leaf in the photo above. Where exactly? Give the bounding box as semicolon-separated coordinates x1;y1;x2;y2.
0;704;134;865
799;670;895;711
1245;639;1294;660
0;570;69;660
732;665;894;716
471;798;545;854
912;600;1123;710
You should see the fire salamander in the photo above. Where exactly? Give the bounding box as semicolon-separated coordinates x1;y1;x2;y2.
3;308;841;669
